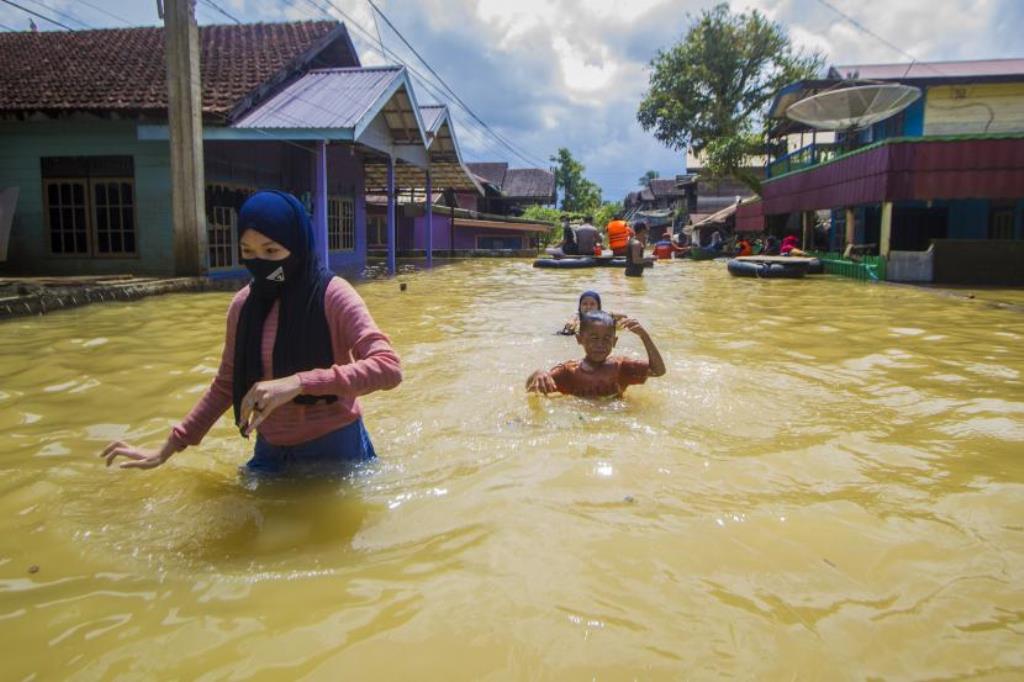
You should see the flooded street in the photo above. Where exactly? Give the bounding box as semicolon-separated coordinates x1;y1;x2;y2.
1;260;1023;679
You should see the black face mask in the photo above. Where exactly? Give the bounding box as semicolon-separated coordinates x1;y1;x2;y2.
242;255;298;296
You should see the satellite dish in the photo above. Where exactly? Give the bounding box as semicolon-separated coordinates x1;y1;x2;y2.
785;84;922;131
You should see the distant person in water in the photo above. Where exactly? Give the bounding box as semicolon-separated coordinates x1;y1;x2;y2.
780;234;808;257
100;190;402;475
625;222;649;277
558;290;625;336
735;237;752;257
558;214;578;256
606;214;633;256
574;215;600;257
528;310;666;398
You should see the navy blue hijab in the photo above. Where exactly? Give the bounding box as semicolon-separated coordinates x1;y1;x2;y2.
578;290;601;312
232;191;336;432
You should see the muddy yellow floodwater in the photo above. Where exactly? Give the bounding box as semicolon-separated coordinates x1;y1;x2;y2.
1;260;1023;679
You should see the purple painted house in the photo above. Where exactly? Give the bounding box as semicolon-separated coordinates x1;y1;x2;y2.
365;137;553;254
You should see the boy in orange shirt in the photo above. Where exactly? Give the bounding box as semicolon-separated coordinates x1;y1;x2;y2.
527;311;666;398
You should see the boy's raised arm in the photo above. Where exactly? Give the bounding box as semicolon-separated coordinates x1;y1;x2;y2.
621;319;666;377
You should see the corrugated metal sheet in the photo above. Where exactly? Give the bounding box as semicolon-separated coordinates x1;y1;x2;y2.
419;105;446;133
761;136;1024;214
234;66;403;129
735;200;764;232
830;59;1024;81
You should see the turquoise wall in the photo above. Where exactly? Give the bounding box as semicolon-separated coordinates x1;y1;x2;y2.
944;199;990;239
0;120;174;276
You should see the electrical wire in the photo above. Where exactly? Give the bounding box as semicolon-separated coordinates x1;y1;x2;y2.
19;0;89;29
0;0;74;30
363;0;550;167
813;0;948;79
298;0;549;168
284;0;524;163
199;0;241;25
74;0;132;27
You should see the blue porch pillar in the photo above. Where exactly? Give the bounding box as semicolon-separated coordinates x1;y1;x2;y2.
425;170;433;268
313;140;329;266
386;155;396;276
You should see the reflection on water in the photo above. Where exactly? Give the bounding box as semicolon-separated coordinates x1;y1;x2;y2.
1;260;1023;679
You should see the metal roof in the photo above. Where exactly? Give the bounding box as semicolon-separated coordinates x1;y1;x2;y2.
419;104;447;134
233;66;420;140
830;58;1024;81
364;104;483;193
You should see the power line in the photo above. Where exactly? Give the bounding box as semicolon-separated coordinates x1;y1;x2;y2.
19;0;89;29
0;21;17;30
199;0;241;25
285;0;523;163
367;0;383;53
303;0;549;169
363;0;549;168
75;0;132;27
813;0;947;78
0;0;74;30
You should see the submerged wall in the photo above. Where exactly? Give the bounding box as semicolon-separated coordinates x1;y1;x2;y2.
932;239;1024;285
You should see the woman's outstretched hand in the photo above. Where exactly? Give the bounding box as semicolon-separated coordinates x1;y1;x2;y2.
238;375;303;437
100;439;175;469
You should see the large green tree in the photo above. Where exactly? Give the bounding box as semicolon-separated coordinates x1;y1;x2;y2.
550;147;602;213
637;3;823;192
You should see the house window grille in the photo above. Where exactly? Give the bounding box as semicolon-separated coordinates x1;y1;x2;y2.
92;180;136;255
208;205;237;269
328;197;355;251
42;156;137;257
205;183;255;269
44;180;90;255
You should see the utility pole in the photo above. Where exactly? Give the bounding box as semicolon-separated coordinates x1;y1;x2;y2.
163;0;207;276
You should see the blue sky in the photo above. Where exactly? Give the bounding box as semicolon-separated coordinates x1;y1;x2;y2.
1;0;1020;203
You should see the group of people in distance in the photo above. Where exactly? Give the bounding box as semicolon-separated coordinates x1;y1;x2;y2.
733;234;808;258
557;214;650;277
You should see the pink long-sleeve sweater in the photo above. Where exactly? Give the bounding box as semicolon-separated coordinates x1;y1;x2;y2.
170;277;402;449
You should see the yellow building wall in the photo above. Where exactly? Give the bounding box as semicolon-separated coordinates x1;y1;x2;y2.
924;82;1024;135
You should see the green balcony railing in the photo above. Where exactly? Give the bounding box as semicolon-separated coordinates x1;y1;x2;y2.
767;142;840;178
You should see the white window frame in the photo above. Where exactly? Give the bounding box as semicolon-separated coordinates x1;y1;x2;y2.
43;176;138;258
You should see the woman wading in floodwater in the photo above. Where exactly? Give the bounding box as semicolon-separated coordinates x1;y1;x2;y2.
100;191;402;475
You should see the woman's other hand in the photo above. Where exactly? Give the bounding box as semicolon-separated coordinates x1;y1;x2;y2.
100;439;175;470
238;375;303;437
